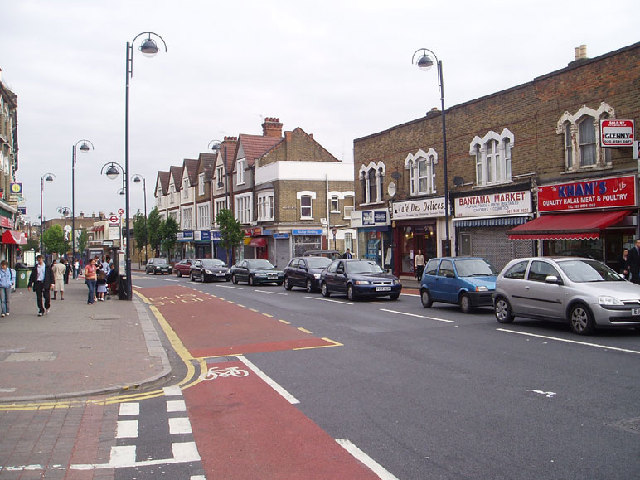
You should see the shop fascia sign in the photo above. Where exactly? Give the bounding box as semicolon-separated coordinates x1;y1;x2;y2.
455;191;531;218
537;174;636;212
600;119;634;147
350;208;390;227
392;197;445;220
177;230;194;242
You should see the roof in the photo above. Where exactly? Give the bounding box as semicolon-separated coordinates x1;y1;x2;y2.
155;171;170;196
169;166;183;191
197;153;216;182
237;134;282;166
183;158;199;185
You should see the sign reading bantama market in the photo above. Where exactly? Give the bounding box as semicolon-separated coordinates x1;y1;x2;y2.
538;175;636;212
455;191;531;217
600;119;634;147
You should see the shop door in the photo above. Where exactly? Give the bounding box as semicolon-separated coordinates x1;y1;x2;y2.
256;246;268;260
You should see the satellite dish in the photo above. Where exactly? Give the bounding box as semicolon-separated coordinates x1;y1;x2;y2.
387;181;397;198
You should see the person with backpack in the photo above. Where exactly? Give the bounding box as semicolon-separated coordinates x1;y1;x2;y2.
0;260;16;317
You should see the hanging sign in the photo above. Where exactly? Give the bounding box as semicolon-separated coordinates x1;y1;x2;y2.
601;119;634;147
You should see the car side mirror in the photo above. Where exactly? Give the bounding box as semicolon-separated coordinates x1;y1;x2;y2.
545;275;563;285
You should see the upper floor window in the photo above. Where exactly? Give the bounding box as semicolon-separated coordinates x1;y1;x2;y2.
198;204;209;228
358;162;385;204
405;148;437;196
469;128;514;186
330;196;339;213
235;193;252;224
216;166;224;189
236;159;246;185
297;191;316;219
182;179;189;199
257;192;274;221
557;102;614;171
198;173;205;196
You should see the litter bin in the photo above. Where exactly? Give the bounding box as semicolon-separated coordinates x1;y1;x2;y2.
118;274;129;300
16;268;30;288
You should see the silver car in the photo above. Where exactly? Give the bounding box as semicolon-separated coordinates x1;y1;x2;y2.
493;257;640;335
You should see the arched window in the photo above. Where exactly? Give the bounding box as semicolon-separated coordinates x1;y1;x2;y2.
405;149;437;196
358;162;386;204
469;129;514;186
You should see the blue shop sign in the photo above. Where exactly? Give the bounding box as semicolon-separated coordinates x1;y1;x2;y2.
196;230;211;242
292;229;323;236
211;230;221;240
178;230;194;242
374;211;387;223
273;233;290;239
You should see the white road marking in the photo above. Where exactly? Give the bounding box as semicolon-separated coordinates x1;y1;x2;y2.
336;439;399;480
70;442;201;470
163;385;182;396
164;278;180;282
116;420;138;439
118;402;139;416
254;289;273;294
166;399;187;412
191;476;206;480
314;297;353;305
380;308;454;323
497;328;640;354
169;417;193;435
237;355;300;404
401;292;420;297
215;284;236;288
172;442;201;462
529;389;556;398
0;387;16;392
109;445;136;466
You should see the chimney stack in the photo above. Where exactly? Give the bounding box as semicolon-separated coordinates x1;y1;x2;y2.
574;44;587;61
262;117;283;138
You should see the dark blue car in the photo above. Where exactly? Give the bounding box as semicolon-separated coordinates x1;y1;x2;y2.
321;259;402;301
420;257;497;313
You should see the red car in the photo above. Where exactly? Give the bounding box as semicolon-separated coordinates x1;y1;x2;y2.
174;259;197;277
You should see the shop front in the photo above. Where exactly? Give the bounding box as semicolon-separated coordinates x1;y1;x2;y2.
194;230;212;259
509;175;637;271
351;209;391;268
177;230;195;260
242;227;269;260
292;228;323;257
391;197;445;277
453;187;534;271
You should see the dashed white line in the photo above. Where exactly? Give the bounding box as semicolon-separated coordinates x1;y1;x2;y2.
118;402;139;416
163;385;182;396
497;328;640;354
166;399;187;412
336;439;399;480
237;355;299;404
116;420;138;439
314;297;354;305
169;417;193;435
380;308;454;323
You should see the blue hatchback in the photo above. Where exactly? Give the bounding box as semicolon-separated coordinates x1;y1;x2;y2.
420;257;497;313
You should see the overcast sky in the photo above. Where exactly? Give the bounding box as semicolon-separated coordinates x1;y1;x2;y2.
1;0;638;224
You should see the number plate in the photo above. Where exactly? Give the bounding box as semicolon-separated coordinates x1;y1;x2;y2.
632;308;640;316
376;286;391;292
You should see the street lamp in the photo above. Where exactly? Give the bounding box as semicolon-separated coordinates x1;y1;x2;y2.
57;206;71;217
40;173;56;255
124;31;168;300
412;48;450;256
132;174;148;264
72;139;94;264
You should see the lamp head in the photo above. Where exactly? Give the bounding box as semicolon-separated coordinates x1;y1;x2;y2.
44;174;54;183
79;142;91;152
118;188;125;196
140;37;159;57
417;53;435;70
105;165;120;180
133;175;142;183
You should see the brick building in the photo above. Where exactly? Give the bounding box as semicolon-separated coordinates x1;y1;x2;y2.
354;42;640;275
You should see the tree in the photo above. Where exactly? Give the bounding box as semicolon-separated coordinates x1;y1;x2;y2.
25;237;39;252
159;216;178;259
132;213;148;260
216;209;244;266
42;225;69;256
77;229;88;256
147;208;162;256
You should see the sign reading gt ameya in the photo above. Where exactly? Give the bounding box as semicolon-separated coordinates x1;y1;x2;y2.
601;119;634;147
538;175;636;212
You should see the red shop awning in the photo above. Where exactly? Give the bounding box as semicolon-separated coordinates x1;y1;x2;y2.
2;230;27;245
249;237;267;247
508;210;631;240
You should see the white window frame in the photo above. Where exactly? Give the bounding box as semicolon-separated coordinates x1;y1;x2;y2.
182;207;193;230
405;149;437;196
556;102;614;171
236;159;246;185
214;198;227;225
198;173;205;196
197;203;210;229
257;192;274;221
182;178;189;199
469;129;514;186
330;195;339;213
216;166;224;190
358;162;385;205
297;191;316;219
234;193;253;224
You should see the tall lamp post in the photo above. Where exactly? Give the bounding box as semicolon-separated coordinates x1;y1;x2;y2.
123;31;168;300
132;174;148;264
72;139;94;264
101;161;126;260
412;48;450;256
40;173;56;255
208;140;223;260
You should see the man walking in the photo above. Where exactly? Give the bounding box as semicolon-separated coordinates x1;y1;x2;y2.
629;239;640;284
342;248;353;259
27;255;53;316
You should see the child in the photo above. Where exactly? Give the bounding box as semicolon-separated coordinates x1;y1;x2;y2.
96;264;107;301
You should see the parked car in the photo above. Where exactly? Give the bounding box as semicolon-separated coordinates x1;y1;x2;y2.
174;259;196;277
145;258;172;275
283;256;332;292
190;259;230;283
320;258;401;300
230;259;284;286
303;249;343;260
493;256;640;335
420;257;497;313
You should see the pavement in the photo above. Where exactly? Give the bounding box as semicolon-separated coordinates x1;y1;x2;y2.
0;275;170;404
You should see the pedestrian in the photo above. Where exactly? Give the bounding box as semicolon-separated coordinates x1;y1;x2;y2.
27;254;53;316
96;264;107;301
0;260;15;317
52;258;66;300
73;259;80;279
414;249;425;280
342;248;353;259
619;247;632;281
84;258;98;304
102;255;111;278
63;258;71;284
629;239;640;284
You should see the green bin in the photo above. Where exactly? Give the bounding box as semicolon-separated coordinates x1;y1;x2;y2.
16;268;30;288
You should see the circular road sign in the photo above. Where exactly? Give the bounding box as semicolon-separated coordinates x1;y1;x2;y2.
109;215;119;224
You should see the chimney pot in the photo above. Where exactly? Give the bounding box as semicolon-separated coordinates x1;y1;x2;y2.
575;44;587;60
262;117;283;138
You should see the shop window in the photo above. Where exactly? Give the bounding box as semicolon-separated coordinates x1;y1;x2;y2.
458;232;471;256
469;129;514;186
358;161;385;204
556;102;613;171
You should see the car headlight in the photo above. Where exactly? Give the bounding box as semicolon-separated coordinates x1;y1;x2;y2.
475;286;489;292
313;273;321;279
599;296;624;306
205;270;212;274
354;280;370;285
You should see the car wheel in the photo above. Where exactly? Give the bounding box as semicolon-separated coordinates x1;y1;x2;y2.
306;279;313;293
459;293;471;314
177;270;182;278
146;269;150;275
249;275;255;286
284;277;292;290
200;273;205;283
232;274;238;284
421;289;433;308
321;282;330;297
495;297;514;323
569;303;595;335
390;293;400;300
190;274;195;282
347;285;357;301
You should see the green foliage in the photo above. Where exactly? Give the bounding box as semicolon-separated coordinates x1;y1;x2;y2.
160;216;179;259
216;209;244;265
77;229;88;255
132;213;148;256
147;208;162;256
42;225;69;256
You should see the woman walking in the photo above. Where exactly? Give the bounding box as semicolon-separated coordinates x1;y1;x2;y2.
0;260;15;317
84;258;97;304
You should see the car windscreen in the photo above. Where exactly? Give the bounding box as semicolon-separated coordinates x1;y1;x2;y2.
247;259;275;269
306;257;332;269
557;259;625;282
455;259;497;277
154;260;169;265
201;259;225;267
345;261;384;274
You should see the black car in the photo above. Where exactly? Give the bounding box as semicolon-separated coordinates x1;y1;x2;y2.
145;258;172;275
283;256;332;292
320;259;402;301
229;259;284;286
190;259;230;283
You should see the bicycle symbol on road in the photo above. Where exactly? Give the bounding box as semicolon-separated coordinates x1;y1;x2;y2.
202;366;250;381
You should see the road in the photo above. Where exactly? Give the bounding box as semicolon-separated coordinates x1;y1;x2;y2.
132;273;640;480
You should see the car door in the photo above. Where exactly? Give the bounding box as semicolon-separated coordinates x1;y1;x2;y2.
438;259;459;303
238;261;250;282
324;260;341;293
193;260;203;280
291;259;304;287
525;260;564;319
498;259;530;316
334;260;348;294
